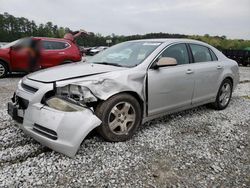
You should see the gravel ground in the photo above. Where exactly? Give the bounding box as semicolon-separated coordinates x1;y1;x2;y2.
0;67;249;187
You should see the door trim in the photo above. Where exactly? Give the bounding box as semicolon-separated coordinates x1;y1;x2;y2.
142;97;215;123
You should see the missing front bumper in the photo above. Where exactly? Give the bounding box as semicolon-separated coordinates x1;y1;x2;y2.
9;103;101;157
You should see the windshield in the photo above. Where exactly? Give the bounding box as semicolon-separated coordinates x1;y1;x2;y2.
1;39;21;48
1;38;32;49
88;41;162;67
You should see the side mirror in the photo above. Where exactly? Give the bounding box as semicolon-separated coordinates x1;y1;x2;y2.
152;57;177;69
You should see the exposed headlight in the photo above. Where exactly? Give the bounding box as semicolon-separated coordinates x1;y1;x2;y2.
46;97;85;112
56;84;97;103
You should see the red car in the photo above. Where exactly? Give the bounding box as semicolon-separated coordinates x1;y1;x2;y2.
0;37;82;78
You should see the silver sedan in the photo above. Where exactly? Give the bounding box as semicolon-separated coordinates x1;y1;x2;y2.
8;39;239;156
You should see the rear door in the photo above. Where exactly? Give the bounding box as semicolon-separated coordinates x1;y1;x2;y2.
188;43;223;104
147;43;195;115
39;40;70;68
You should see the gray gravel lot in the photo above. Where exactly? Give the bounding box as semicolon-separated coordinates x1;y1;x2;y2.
0;67;249;187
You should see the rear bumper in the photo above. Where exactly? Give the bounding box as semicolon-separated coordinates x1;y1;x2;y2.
8;102;101;157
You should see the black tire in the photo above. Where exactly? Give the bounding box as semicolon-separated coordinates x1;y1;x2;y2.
209;79;233;110
95;93;142;142
242;62;248;67
0;61;8;78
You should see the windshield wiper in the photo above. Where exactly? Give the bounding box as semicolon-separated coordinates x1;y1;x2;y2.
94;62;123;67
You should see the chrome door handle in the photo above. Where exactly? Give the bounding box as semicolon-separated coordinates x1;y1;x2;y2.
58;52;65;55
186;69;194;74
217;65;223;69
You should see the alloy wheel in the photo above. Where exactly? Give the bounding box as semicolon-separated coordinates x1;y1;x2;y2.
0;64;6;77
108;102;136;135
219;82;231;107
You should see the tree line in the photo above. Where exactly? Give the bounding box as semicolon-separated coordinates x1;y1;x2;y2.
0;12;250;50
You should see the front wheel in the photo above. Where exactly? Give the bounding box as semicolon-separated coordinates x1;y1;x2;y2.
0;62;8;78
95;93;142;142
210;79;233;110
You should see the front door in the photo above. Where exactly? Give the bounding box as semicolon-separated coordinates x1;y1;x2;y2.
10;38;32;71
147;43;195;116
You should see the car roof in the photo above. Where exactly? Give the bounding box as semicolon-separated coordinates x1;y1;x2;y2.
130;38;209;46
32;37;68;42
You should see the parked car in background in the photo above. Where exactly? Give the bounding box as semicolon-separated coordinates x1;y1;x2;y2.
84;47;93;56
78;46;86;56
222;49;250;66
8;39;239;156
0;37;82;78
89;46;108;55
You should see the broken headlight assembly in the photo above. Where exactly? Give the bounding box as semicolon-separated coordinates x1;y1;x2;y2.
45;84;97;112
46;97;85;112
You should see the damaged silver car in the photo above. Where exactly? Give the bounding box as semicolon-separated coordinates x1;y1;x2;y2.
8;39;239;157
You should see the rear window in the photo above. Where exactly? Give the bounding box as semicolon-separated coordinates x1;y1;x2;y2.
190;44;212;63
209;49;218;61
42;41;70;50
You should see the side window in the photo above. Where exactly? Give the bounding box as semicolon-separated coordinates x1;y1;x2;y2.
190;44;212;63
42;41;52;50
209;49;218;61
160;43;189;65
18;38;32;48
42;41;69;50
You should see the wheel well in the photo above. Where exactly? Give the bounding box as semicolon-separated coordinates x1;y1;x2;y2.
225;76;233;87
0;59;9;72
96;91;144;116
120;91;144;115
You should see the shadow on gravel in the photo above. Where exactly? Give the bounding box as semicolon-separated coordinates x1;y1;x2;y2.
6;73;27;78
141;105;207;129
85;97;241;143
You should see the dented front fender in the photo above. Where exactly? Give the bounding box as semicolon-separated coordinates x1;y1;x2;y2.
67;70;147;101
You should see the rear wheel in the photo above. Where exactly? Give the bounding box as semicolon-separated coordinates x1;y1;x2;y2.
0;61;8;78
242;62;248;67
210;79;233;110
95;93;142;142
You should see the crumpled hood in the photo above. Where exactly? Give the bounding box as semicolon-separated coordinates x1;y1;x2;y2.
27;62;126;83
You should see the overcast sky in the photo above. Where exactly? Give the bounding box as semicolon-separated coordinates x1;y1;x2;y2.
0;0;250;39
